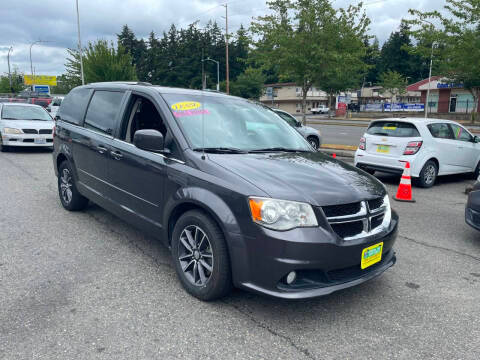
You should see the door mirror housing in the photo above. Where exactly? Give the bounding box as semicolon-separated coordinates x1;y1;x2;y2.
133;129;166;153
474;136;480;143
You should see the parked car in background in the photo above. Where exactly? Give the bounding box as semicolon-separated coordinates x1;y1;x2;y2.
47;96;64;118
466;179;480;231
0;103;54;152
311;105;329;114
53;82;397;301
272;108;322;149
355;118;480;188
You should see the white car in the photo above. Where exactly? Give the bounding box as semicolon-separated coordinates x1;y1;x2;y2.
311;105;329;114
354;118;480;188
0;103;55;152
47;96;64;119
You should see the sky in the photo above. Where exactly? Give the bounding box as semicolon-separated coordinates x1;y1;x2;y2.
0;0;446;77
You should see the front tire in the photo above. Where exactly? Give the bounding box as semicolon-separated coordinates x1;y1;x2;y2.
171;210;232;301
0;137;8;152
418;160;438;188
307;136;319;150
58;161;89;211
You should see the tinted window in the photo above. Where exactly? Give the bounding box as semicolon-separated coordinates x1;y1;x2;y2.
58;87;92;125
450;124;472;142
84;91;125;135
427;123;453;139
367;121;420;137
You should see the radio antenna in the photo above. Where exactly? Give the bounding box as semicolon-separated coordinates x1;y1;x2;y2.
201;91;206;160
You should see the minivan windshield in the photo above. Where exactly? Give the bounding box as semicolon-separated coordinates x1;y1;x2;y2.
163;94;311;152
1;105;52;121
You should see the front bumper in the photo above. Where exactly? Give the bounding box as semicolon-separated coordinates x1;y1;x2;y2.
2;134;53;147
355;149;420;177
465;190;480;231
227;211;398;299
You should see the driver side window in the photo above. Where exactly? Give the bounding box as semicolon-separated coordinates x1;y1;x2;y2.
122;96;167;143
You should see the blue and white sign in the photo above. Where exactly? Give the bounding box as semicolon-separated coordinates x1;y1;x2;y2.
383;103;404;112
33;85;50;95
365;103;383;111
403;103;425;112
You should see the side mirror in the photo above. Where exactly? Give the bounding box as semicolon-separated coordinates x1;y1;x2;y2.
133;129;166;153
474;136;480;143
296;121;302;127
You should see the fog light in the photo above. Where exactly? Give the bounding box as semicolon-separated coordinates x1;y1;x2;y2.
286;271;297;285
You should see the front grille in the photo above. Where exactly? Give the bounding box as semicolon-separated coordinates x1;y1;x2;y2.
322;202;361;218
371;214;384;229
39;129;52;134
331;221;364;239
368;197;384;211
22;129;38;134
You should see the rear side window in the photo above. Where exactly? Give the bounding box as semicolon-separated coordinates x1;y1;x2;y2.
58;87;92;125
366;121;420;137
84;91;125;135
427;123;453;139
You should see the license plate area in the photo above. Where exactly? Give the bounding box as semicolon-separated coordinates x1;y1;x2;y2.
376;145;390;153
34;138;46;144
361;242;383;269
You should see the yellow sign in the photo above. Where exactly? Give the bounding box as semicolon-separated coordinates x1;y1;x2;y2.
24;75;57;86
361;242;383;269
171;101;201;111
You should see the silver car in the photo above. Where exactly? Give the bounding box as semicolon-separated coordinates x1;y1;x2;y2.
273;109;322;149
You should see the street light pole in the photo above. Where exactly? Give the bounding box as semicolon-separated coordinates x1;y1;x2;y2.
425;41;435;119
29;40;43;86
7;46;13;92
202;58;220;91
76;0;85;85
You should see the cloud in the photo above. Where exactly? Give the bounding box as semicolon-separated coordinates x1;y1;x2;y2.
0;0;445;77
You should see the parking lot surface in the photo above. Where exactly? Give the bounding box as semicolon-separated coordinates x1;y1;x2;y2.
1;149;479;359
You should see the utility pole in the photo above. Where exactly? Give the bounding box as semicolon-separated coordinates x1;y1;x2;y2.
202;49;205;90
7;46;13;92
76;0;85;85
222;3;229;94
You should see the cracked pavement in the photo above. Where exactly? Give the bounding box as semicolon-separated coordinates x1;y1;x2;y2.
0;149;479;359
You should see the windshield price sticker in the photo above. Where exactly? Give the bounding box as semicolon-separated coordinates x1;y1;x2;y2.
382;126;397;130
171;101;201;111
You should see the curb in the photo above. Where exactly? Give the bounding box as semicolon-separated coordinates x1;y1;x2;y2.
321;144;357;151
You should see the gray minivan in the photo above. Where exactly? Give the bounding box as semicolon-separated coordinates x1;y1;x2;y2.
53;82;398;301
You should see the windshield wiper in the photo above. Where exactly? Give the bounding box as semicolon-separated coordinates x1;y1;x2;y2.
249;147;310;153
193;147;247;154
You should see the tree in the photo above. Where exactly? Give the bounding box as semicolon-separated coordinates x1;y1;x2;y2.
65;40;137;84
408;0;480;122
0;69;25;93
378;70;407;105
224;67;266;99
364;37;381;84
251;0;370;123
117;25;148;81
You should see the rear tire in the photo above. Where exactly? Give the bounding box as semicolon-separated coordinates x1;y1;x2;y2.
58;161;89;211
417;160;438;188
171;210;232;301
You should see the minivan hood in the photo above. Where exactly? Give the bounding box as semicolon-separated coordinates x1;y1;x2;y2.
208;151;385;206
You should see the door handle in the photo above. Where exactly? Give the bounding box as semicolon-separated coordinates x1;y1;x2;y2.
97;145;108;154
110;150;123;160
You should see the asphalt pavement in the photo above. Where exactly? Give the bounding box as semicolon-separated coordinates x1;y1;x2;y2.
1;149;479;359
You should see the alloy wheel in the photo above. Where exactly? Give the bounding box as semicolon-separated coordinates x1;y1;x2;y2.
424;164;436;185
178;225;214;287
60;168;73;204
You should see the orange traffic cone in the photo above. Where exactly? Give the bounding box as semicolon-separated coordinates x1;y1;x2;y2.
393;161;415;202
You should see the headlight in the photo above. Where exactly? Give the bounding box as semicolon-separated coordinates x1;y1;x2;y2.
3;127;23;134
249;197;318;230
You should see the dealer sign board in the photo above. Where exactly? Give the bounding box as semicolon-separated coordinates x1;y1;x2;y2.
24;75;57;86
